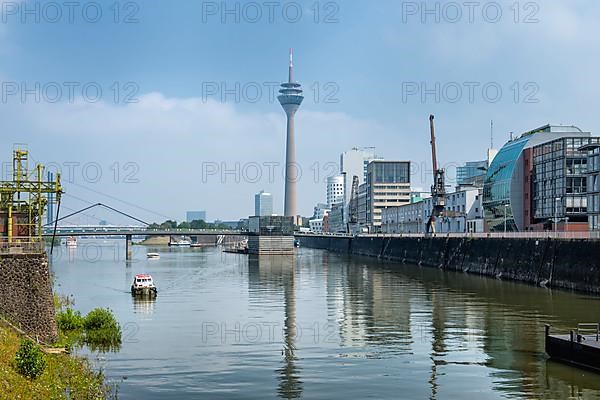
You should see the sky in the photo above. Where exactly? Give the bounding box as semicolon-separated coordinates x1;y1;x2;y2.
1;0;600;224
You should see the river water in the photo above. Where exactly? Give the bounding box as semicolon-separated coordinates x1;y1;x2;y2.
50;240;600;399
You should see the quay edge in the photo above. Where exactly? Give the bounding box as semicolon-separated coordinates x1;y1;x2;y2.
296;235;600;295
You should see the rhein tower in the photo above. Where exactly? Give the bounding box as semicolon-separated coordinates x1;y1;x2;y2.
278;48;304;219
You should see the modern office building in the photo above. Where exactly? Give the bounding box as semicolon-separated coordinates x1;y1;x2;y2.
366;161;411;230
327;203;345;233
581;143;600;231
340;147;381;225
278;49;304;219
529;137;596;231
308;203;330;233
457;160;487;185
456;149;498;186
483;124;598;232
356;183;368;228
255;190;273;217
186;211;207;223
327;174;345;207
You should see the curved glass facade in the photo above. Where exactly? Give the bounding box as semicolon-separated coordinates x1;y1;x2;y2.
483;136;529;232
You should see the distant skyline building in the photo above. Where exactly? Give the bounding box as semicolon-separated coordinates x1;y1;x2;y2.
456;160;488;185
278;48;304;219
186;210;206;222
255;190;273;217
456;149;498;186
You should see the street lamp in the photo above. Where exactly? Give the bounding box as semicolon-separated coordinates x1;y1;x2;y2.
554;197;562;236
503;203;509;234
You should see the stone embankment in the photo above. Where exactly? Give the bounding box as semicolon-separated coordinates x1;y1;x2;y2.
297;235;600;294
0;253;57;343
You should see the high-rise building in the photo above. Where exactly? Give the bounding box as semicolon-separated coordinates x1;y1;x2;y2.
340;147;380;223
327;174;345;207
255;190;273;217
366;161;411;230
278;49;304;219
483;124;599;232
186;211;207;222
456;160;488;185
456;149;498;186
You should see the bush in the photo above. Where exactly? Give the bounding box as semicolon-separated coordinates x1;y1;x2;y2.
14;339;46;379
57;308;84;332
83;308;122;352
83;308;119;331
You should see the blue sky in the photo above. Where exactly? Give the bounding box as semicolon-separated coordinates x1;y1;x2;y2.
1;0;599;223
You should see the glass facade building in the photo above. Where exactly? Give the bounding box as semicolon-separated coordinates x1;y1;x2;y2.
532;137;599;224
186;211;207;223
255;191;273;217
483;137;529;232
582;144;600;230
483;124;597;232
457;160;487;185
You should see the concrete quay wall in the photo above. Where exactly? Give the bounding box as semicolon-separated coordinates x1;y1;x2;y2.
297;235;600;294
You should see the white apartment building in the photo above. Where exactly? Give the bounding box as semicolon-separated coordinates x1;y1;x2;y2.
382;187;484;234
381;201;426;234
309;218;325;233
327;174;345;207
423;187;484;233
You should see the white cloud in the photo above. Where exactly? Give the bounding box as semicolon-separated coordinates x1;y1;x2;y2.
0;92;388;221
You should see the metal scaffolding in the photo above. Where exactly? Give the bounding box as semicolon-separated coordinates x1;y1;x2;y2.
0;146;62;242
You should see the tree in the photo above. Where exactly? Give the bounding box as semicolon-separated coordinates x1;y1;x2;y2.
190;219;208;229
160;220;177;229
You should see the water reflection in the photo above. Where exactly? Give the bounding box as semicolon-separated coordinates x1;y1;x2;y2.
51;244;600;399
248;255;303;399
132;296;156;315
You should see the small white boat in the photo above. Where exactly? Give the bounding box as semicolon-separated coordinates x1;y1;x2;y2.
66;236;77;247
147;252;160;260
131;274;157;297
168;239;191;247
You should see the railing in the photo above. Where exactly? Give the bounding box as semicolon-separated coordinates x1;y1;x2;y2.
296;231;600;240
577;323;600;341
0;237;45;255
372;232;600;240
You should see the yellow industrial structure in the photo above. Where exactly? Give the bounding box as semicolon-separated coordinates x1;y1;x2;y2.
0;146;62;243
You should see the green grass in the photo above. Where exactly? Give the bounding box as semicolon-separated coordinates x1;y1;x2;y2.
0;325;114;399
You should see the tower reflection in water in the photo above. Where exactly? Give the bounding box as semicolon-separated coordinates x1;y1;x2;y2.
248;254;302;399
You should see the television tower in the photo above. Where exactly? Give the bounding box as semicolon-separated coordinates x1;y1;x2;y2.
278;49;304;219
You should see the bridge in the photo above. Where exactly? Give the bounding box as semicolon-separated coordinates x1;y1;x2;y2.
42;226;243;237
43;203;246;260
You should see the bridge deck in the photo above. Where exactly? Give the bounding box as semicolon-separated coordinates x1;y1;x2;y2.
42;230;245;237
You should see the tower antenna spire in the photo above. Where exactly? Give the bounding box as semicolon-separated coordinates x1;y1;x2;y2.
289;48;294;83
